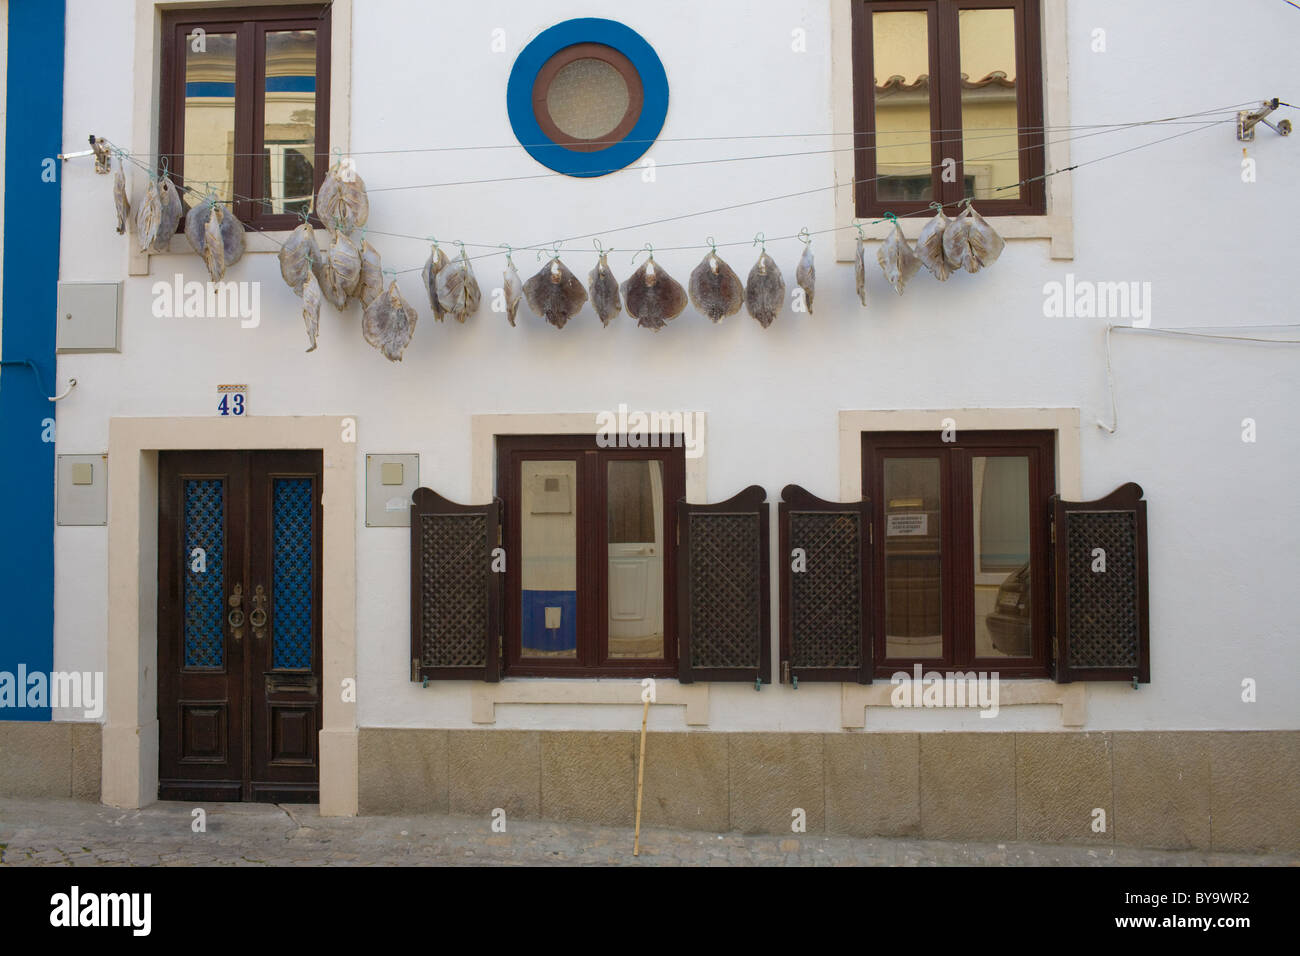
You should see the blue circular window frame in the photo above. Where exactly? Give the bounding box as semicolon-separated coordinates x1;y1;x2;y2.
507;18;669;178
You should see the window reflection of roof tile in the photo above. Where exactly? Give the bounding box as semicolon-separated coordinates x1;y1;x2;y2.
874;70;1015;92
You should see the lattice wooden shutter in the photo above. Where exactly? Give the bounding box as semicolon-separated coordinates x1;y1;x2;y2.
677;486;771;685
1051;483;1149;683
778;485;872;684
410;488;502;683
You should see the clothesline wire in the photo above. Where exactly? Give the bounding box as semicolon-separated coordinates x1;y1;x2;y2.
121;100;1265;158
109;117;1226;276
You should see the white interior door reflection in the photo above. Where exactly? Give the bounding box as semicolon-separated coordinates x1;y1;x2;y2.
606;460;664;659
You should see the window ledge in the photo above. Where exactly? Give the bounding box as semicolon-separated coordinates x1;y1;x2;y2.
841;679;1086;729
128;230;293;275
471;678;710;726
833;214;1073;263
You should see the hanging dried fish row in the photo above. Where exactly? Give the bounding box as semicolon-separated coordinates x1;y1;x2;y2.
113;155;130;235
588;252;622;326
877;218;921;295
363;280;419;362
688;249;744;323
942;201;1005;274
622;254;687;332
502;257;524;327
525;257;589;329
422;243;449;321
313;159;369;235
916;204;953;281
795;240;815;315
184;193;246;282
745;247;785;328
435;246;481;323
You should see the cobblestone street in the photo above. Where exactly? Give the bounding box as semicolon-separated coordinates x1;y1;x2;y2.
1;798;1294;866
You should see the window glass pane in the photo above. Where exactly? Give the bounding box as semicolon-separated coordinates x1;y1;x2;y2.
263;29;317;217
607;461;664;660
973;456;1032;658
183;32;237;203
958;7;1021;200
883;458;942;658
872;10;933;202
546;57;630;141
520;461;578;659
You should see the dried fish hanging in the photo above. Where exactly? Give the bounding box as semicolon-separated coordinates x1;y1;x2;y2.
315;229;363;310
501;246;524;327
854;224;869;308
421;241;449;322
916;203;953;281
363;271;420;362
745;234;785;328
113;152;130;235
687;239;744;323
301;260;323;353
435;242;482;323
357;234;385;309
313;153;369;235
621;246;687;332
587;241;622;327
942;199;1005;274
278;216;320;295
525;250;589;330
152;169;184;254
794;228;815;314
877;214;921;295
184;193;246;282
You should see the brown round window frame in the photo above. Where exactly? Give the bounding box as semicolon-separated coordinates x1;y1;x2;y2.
531;42;645;153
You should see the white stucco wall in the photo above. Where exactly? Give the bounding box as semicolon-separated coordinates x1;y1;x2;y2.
54;0;1299;733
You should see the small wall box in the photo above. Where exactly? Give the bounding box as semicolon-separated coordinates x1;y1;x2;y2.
56;282;121;352
57;454;108;526
365;454;419;527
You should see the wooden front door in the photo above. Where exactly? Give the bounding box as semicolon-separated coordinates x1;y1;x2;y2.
158;450;323;802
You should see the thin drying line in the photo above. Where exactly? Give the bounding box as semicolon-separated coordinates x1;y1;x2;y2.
1097;323;1300;434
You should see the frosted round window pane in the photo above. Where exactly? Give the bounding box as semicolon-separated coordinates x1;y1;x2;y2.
545;58;630;141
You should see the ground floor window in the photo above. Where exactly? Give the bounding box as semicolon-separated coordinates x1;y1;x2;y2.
862;430;1055;678
497;435;685;677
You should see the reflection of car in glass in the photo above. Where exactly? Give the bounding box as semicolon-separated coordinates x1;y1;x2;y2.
985;563;1031;656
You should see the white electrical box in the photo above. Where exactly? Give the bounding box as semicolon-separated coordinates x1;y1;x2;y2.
365;454;419;527
57;454;108;526
56;282;121;352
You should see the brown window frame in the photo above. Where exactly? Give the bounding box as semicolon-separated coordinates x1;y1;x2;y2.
862;429;1055;679
497;435;686;679
159;4;332;233
851;0;1046;219
532;43;645;153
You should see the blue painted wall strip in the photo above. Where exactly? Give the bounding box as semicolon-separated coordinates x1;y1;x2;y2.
0;1;66;721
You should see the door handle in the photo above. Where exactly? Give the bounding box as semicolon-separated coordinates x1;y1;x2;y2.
228;583;245;642
250;584;268;640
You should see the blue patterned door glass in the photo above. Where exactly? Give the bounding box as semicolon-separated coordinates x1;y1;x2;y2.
272;478;314;669
183;479;225;668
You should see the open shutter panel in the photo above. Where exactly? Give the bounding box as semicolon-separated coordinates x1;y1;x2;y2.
677;486;771;685
410;488;502;683
1051;482;1149;684
778;485;872;684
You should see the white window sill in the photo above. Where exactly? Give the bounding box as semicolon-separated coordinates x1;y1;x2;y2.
833;214;1074;263
470;678;710;726
127;230;292;276
841;679;1086;729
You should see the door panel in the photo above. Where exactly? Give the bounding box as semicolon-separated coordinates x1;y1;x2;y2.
159;452;248;801
158;450;322;803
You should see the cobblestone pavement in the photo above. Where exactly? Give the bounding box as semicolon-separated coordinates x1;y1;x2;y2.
0;798;1294;866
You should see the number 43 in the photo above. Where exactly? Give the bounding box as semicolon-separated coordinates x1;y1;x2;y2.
218;393;245;416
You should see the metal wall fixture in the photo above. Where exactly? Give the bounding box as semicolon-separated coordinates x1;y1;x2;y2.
1237;98;1293;141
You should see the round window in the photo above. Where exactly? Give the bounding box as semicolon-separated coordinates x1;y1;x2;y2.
507;19;668;177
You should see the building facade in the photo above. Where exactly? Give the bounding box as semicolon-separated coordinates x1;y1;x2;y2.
0;0;1296;851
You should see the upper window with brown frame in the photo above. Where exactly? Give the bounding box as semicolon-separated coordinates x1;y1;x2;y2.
159;4;331;232
862;430;1055;679
851;0;1045;219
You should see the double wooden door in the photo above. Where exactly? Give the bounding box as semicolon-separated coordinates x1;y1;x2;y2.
158;450;323;802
